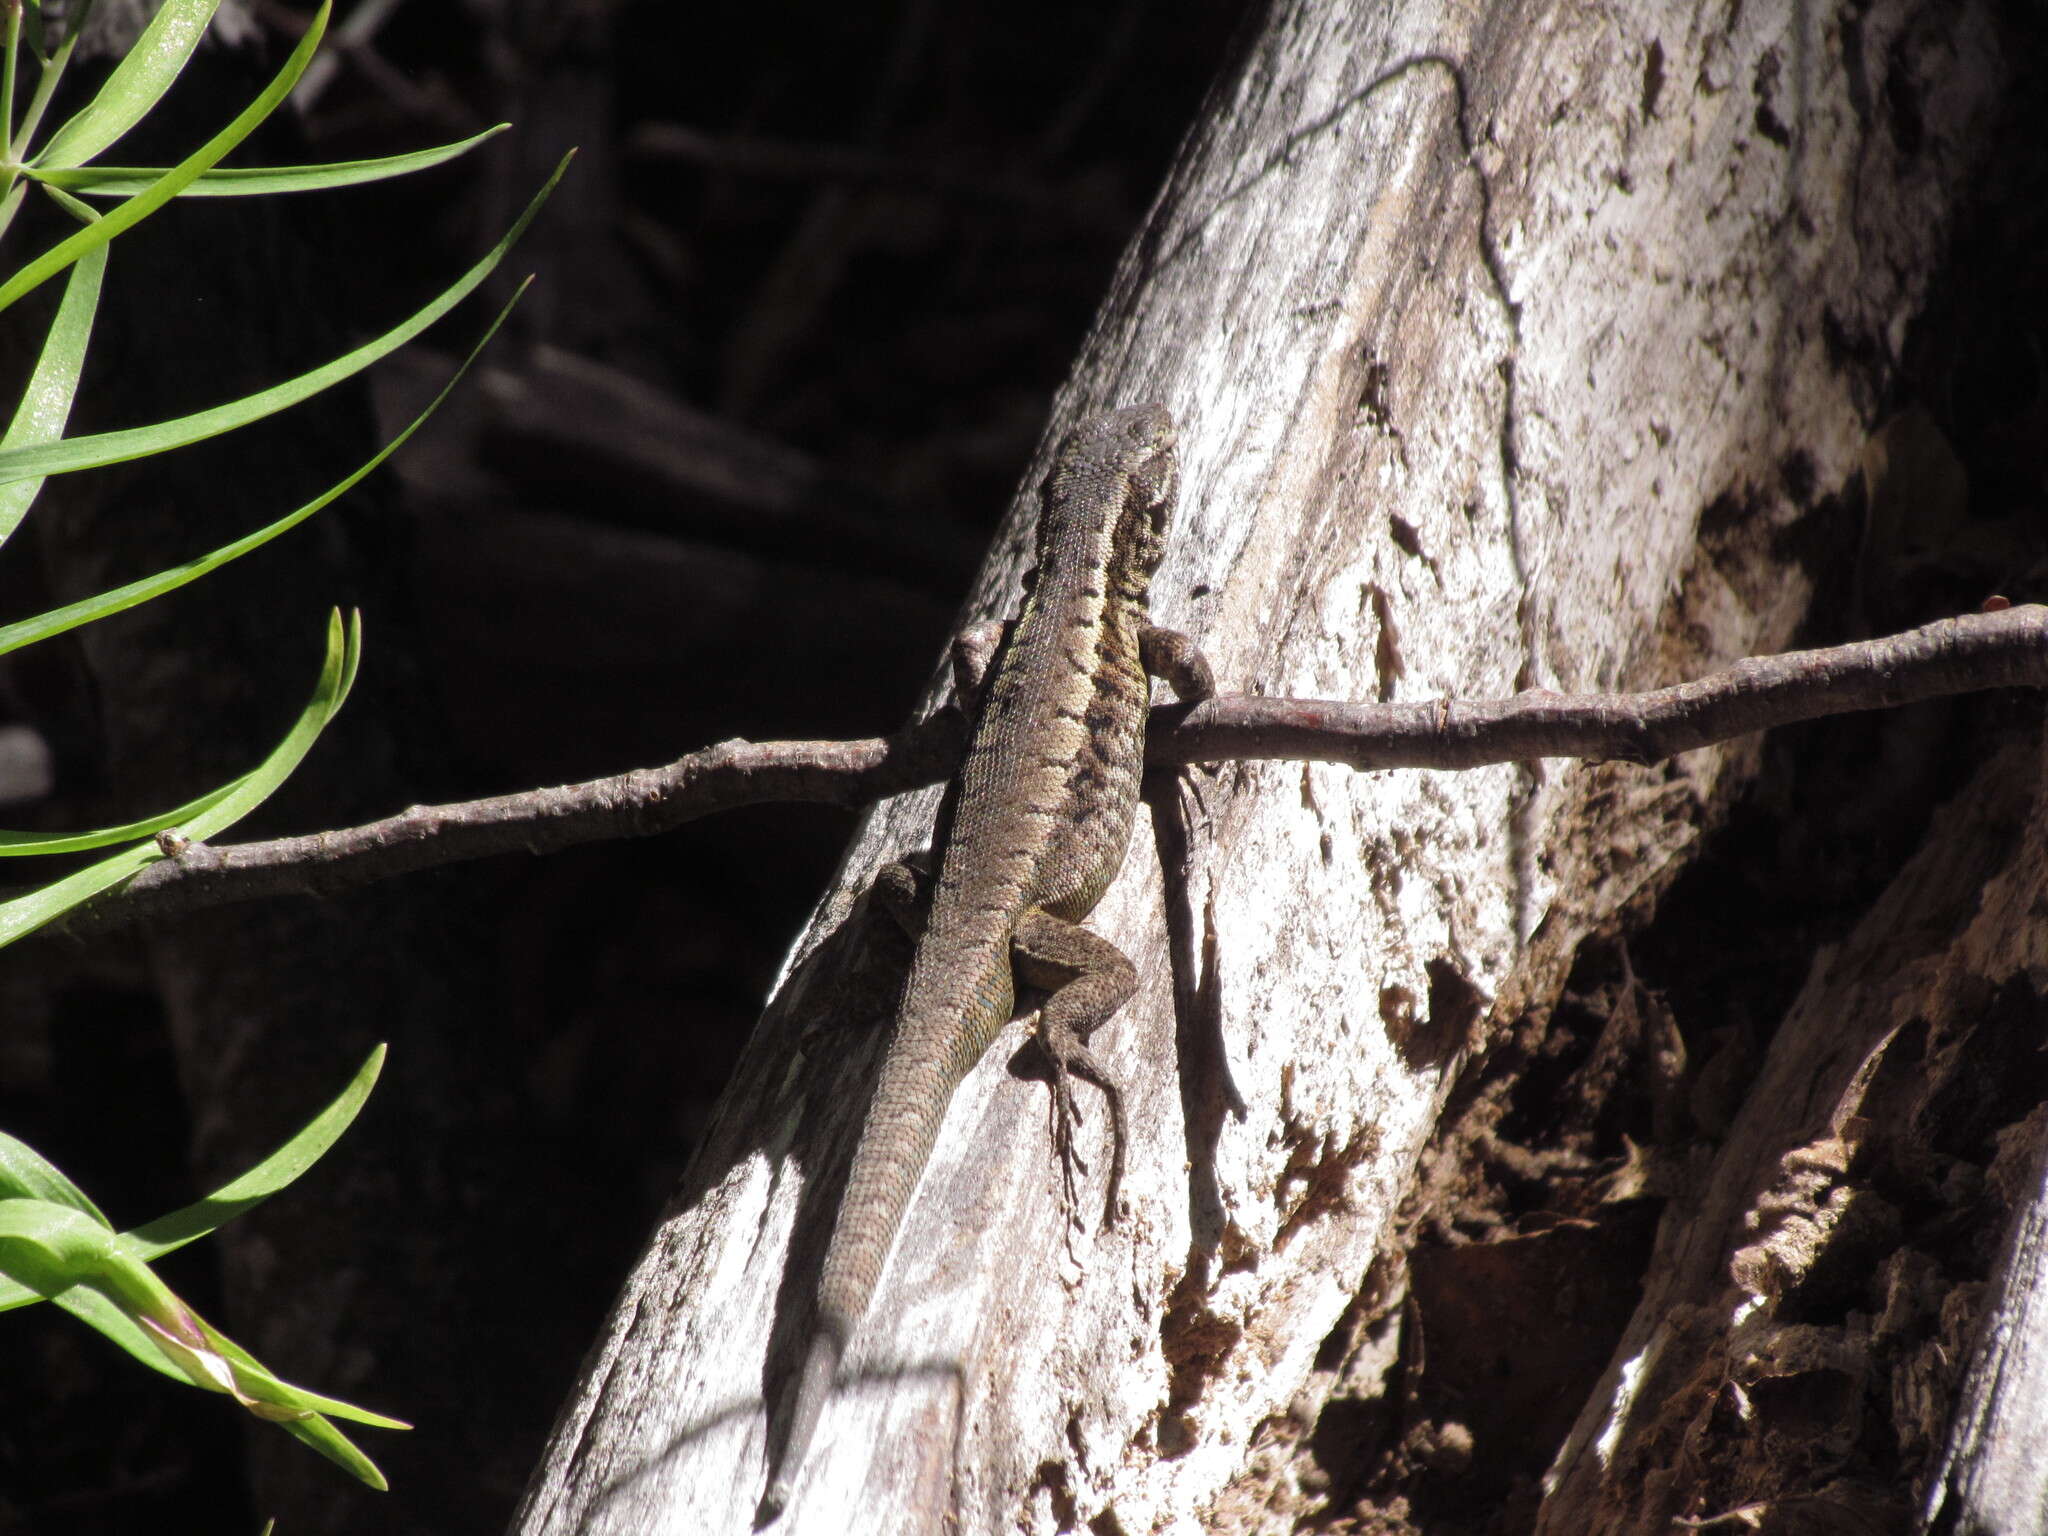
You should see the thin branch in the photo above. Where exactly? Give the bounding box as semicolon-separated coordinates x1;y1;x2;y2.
39;604;2047;940
1149;603;2048;769
47;713;967;939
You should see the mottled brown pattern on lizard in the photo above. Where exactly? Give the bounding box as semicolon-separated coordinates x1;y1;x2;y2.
762;405;1213;1516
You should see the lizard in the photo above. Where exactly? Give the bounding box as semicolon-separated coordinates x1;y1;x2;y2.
761;402;1214;1516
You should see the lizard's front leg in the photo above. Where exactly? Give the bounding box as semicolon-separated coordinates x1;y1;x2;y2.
951;619;1009;707
867;852;932;939
1140;623;1215;703
1011;909;1137;1230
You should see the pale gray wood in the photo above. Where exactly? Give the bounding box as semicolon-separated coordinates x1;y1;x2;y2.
1922;1132;2048;1536
511;0;2013;1531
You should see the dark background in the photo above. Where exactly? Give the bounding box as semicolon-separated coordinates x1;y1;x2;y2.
3;3;2046;1534
0;2;1253;1531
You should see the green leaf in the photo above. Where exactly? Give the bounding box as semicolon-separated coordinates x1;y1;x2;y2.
281;1414;393;1491
20;2;45;65
192;1319;410;1428
0;1199;116;1301
0;154;567;486
0;1197;402;1488
31;0;221;171
9;0;99;161
0;777;242;854
0;1133;114;1228
0;609;361;949
0;1281;180;1391
0;278;526;655
0;1198;173;1316
0;1226;165;1337
0;1046;383;1314
2;6;22;166
124;1045;385;1263
0;201;104;546
48;1283;189;1378
35;124;510;197
0;1200;209;1367
0;1;330;317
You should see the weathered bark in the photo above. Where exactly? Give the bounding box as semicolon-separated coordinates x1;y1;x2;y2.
1924;1105;2048;1535
1535;736;2048;1535
511;0;2027;1532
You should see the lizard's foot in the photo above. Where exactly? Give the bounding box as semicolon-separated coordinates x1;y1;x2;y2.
1045;1056;1089;1231
1012;908;1137;1232
1041;1031;1127;1232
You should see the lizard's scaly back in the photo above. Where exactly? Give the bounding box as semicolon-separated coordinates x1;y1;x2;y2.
763;406;1182;1517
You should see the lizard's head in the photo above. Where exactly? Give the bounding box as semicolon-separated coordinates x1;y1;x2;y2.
1040;403;1180;585
1112;404;1179;573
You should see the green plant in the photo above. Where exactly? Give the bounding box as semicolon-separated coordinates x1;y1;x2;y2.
0;1049;400;1485
0;0;564;1487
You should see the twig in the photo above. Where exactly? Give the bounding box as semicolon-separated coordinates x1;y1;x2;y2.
41;605;2047;939
1149;604;2048;770
51;715;967;939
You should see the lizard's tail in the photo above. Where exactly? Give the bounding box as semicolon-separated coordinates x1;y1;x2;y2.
763;1042;958;1513
761;1329;841;1518
817;1043;954;1321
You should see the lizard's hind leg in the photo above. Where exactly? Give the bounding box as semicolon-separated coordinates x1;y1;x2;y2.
1012;910;1137;1230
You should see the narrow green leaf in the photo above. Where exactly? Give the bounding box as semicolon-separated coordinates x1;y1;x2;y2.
0;279;525;655
0;609;360;949
196;1321;410;1429
0;1204;93;1302
2;1269;242;1402
36;124;510;197
0;1256;134;1321
0;1201;188;1345
123;1045;386;1262
0;209;104;547
0;1198;401;1487
10;0;98;159
49;1283;190;1377
0;776;243;854
20;1;45;65
31;0;221;171
0;155;566;486
0;1198;170;1315
0;1198;117;1299
0;1133;115;1227
0;179;24;250
1;1047;381;1310
0;1268;186;1391
2;4;22;168
0;1;330;317
281;1414;392;1491
0;1270;50;1312
82;1298;402;1490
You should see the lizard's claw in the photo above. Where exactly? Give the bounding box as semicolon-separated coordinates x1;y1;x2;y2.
1047;1061;1090;1231
1042;1039;1126;1232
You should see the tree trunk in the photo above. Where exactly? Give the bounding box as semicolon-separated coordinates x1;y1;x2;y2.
513;0;2034;1531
